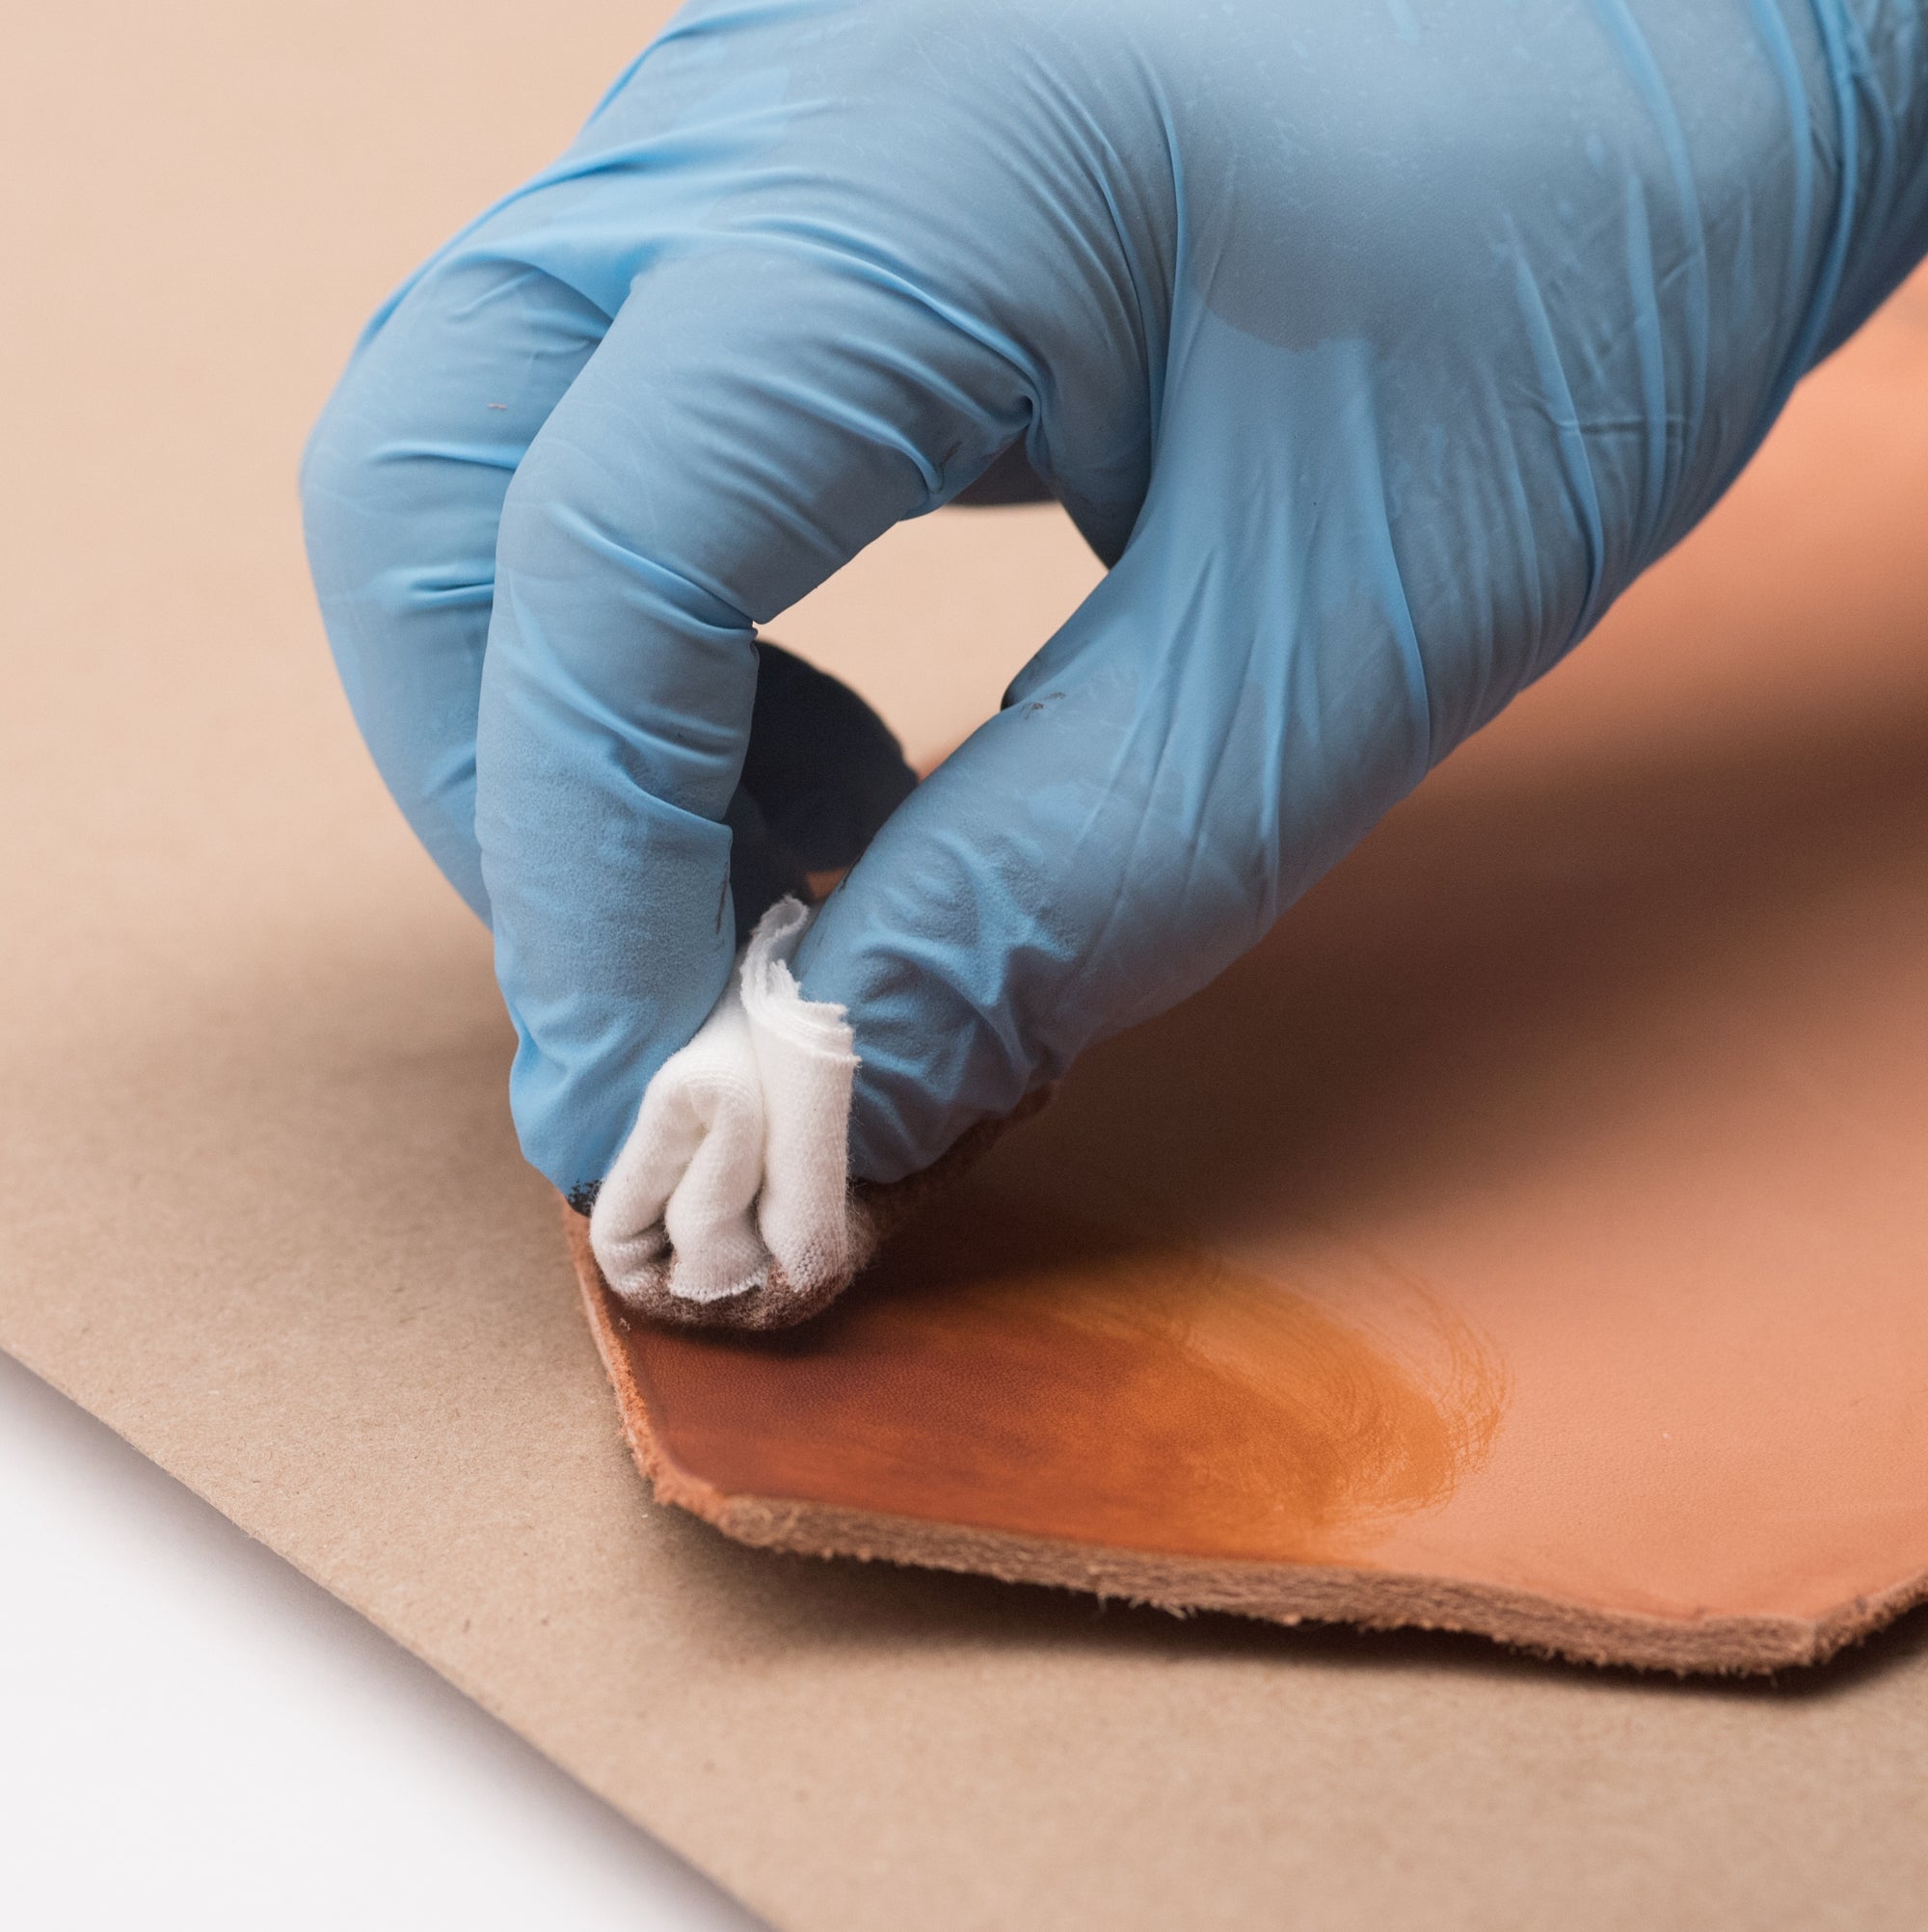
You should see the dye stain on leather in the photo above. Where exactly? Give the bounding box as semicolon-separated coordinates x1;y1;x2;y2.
617;1184;1509;1568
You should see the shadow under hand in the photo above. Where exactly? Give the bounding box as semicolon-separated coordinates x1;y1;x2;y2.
1038;672;1928;1238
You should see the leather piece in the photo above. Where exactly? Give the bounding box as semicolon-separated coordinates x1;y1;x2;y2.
567;270;1928;1676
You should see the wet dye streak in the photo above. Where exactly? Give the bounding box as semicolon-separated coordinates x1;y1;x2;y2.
625;1186;1508;1565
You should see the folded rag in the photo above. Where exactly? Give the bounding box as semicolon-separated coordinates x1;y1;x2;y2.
590;897;865;1326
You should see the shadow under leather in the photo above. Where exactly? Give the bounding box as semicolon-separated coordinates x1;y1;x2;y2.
640;1486;1928;1703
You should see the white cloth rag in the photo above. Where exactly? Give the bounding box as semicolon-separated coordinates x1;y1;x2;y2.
589;897;859;1311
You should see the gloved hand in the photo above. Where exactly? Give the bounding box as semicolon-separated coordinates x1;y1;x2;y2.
303;0;1928;1207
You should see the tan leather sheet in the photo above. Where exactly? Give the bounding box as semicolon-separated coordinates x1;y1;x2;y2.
570;268;1928;1675
6;6;1928;1926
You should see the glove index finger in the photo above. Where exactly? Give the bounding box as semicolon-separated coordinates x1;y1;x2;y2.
475;242;1029;1201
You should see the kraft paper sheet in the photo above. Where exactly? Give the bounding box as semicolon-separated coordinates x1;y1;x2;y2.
5;7;1927;1926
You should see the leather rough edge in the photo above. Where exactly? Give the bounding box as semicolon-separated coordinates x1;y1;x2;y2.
562;1207;1928;1677
604;1086;1056;1333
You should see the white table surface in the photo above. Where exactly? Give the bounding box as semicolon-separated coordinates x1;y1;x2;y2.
0;1348;767;1930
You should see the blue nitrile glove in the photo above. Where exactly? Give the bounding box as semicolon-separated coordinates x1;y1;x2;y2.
303;0;1928;1206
